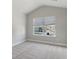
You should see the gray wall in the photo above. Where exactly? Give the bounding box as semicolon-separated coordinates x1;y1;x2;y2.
27;6;67;45
12;0;27;46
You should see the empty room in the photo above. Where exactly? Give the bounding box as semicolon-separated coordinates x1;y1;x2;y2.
12;0;67;59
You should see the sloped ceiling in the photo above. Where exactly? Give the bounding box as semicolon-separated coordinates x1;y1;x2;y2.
13;0;67;14
12;0;67;45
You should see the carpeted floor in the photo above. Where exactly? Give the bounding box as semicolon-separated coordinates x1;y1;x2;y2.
12;42;67;59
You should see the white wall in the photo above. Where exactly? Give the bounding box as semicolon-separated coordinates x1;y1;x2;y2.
12;0;27;46
27;6;67;46
12;0;67;46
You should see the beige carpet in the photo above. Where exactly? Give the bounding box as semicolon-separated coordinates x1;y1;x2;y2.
12;42;67;59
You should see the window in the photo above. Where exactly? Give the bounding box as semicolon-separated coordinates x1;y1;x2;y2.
33;16;56;37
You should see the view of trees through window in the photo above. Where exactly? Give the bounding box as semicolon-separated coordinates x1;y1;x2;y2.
33;16;56;37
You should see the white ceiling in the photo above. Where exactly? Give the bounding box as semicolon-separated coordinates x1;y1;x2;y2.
13;0;67;14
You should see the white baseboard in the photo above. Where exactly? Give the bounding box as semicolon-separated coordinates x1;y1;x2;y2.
12;40;26;47
27;39;67;47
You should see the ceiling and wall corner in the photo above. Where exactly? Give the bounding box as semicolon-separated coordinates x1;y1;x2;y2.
13;0;67;14
12;0;67;46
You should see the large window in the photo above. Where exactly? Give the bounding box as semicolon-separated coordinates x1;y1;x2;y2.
33;16;56;37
